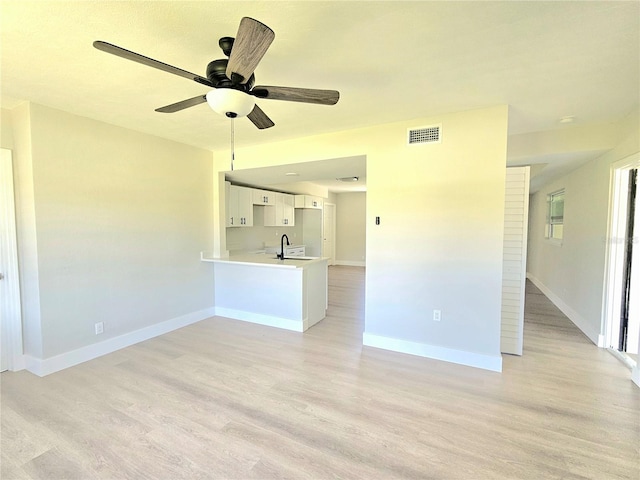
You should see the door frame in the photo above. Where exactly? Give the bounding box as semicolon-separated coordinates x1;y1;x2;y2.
323;203;336;266
0;148;24;371
602;152;640;384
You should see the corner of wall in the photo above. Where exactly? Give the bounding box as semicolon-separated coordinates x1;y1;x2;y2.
10;102;44;359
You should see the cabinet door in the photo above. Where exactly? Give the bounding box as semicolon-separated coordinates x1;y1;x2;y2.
282;194;295;225
295;195;323;209
306;196;323;209
252;189;275;206
263;191;275;205
238;186;253;227
228;185;253;227
226;182;233;227
264;193;294;226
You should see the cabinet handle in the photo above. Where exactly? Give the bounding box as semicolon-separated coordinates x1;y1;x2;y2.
231;217;234;225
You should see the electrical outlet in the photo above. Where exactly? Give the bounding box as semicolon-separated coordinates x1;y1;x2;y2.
433;310;441;322
95;322;104;335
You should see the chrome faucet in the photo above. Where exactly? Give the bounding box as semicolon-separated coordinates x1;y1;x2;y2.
277;234;290;260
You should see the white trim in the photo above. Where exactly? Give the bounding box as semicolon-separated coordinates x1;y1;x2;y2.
607;348;635;369
24;307;215;377
0;149;24;372
214;307;304;332
334;260;366;267
527;273;601;345
322;203;336;266
632;365;640;388
602;152;640;351
362;332;503;372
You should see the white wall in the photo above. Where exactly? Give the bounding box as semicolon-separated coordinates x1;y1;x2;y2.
335;192;366;266
214;105;509;371
1;108;14;149
8;103;215;365
527;110;640;345
301;208;323;257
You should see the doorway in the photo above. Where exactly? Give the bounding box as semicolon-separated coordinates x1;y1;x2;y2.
604;153;640;369
323;203;336;266
0;148;23;372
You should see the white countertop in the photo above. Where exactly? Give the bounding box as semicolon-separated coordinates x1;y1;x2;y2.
201;252;327;269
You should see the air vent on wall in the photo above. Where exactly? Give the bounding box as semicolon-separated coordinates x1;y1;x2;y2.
407;124;442;145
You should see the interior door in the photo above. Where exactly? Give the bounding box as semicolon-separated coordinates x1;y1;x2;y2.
619;169;638;355
323;203;336;266
0;148;22;372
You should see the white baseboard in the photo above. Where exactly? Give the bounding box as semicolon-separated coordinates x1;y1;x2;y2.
24;307;215;377
526;273;601;345
215;307;304;332
362;332;503;372
9;354;26;372
334;260;366;267
632;365;640;388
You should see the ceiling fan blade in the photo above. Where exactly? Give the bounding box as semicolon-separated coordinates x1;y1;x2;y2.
155;95;207;113
247;104;275;129
93;41;215;88
252;86;339;105
226;17;275;85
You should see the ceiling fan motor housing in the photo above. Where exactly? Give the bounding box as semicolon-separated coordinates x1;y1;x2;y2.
206;58;255;90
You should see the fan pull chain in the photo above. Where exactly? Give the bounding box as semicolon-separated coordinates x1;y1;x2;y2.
230;118;235;171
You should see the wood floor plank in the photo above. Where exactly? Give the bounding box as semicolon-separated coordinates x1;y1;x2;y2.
1;266;638;479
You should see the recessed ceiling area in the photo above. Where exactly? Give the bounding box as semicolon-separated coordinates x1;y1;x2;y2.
225;155;366;193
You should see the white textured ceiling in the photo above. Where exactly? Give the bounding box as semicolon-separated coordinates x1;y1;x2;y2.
1;1;638;191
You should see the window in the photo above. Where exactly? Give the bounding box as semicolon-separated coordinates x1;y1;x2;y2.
546;189;564;241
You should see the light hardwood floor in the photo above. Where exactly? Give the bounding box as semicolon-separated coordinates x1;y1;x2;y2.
1;266;639;479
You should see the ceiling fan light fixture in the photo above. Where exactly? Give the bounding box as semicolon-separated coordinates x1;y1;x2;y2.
206;88;255;118
337;176;359;182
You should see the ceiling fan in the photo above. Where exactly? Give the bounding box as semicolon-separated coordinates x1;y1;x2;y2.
93;17;340;130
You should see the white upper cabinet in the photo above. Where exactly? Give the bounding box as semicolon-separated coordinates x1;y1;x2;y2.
227;185;253;227
294;195;323;209
252;188;276;206
264;193;295;226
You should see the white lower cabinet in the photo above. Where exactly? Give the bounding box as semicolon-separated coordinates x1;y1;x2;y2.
264;193;295;226
285;246;305;257
227;184;253;227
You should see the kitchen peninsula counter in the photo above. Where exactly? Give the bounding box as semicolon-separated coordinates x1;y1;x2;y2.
201;252;326;269
201;253;328;332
